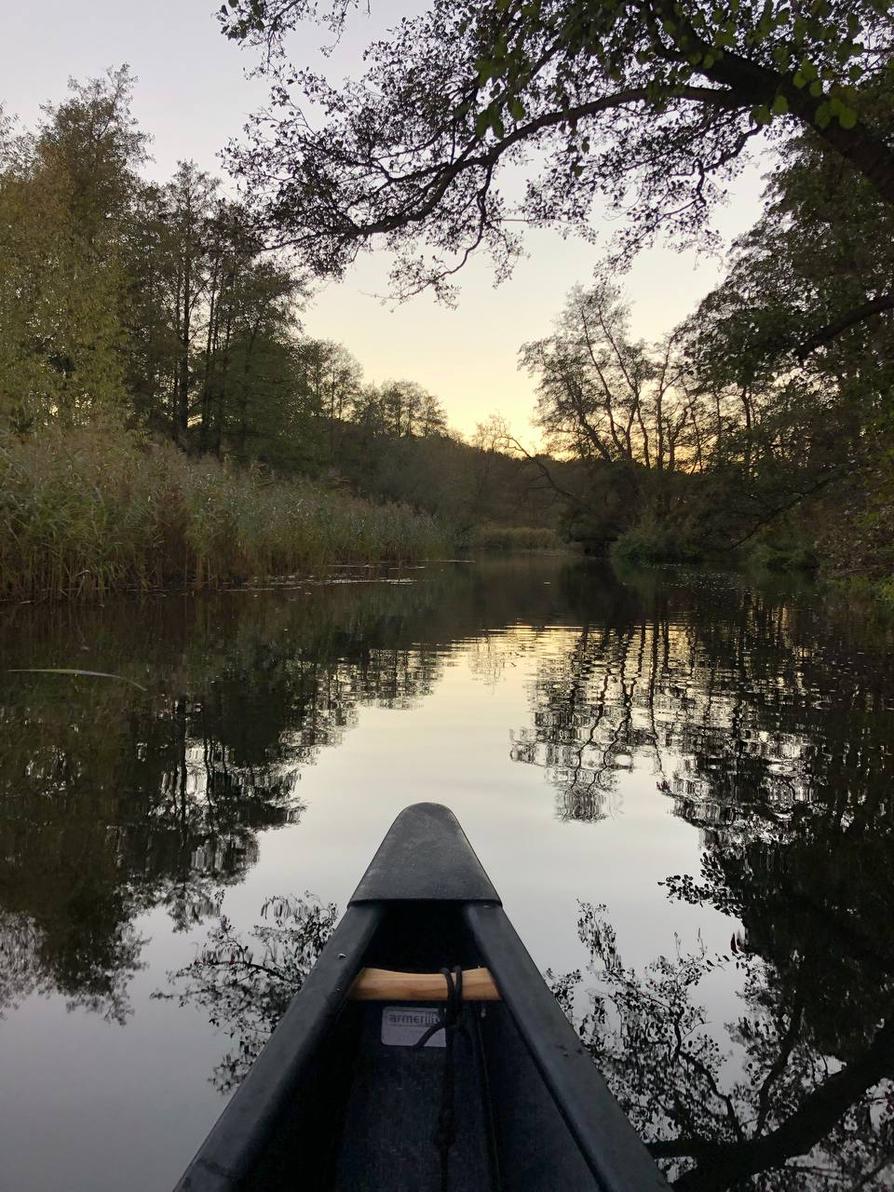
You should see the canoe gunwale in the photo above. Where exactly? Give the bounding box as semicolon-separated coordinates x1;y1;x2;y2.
464;902;671;1192
175;902;383;1191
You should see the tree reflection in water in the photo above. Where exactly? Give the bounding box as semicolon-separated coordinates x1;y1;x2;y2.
511;566;894;1187
511;567;894;829
556;902;893;1190
0;558;569;1023
3;559;893;1187
0;575;454;1022
156;895;338;1093
167;878;893;1188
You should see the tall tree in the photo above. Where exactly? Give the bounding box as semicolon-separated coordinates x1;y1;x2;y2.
0;69;145;429
127;168;309;454
160;162;220;440
523;282;703;475
680;120;894;560
520;280;719;546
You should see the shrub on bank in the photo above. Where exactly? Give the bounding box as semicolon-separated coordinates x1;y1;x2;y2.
743;539;819;573
468;523;562;551
0;427;451;600
610;520;703;566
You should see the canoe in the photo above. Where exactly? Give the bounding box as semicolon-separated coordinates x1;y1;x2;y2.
175;803;669;1191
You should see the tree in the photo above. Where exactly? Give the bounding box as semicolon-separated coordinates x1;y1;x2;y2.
291;337;362;455
679;121;894;560
378;380;448;438
160;162;221;439
684;120;894;382
211;250;306;458
221;0;894;296
125;165;310;453
519;280;721;548
0;69;146;429
523;281;702;474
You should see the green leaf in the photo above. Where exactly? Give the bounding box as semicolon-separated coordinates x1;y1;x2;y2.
509;97;526;121
771;94;789;116
814;101;832;129
752;104;772;126
809;79;823;98
799;58;818;81
792;70;806;88
838;105;858;129
474;110;491;137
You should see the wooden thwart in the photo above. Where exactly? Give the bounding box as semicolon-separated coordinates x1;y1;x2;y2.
349;965;501;1002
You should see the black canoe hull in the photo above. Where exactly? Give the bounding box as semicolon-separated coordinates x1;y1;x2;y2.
176;805;669;1191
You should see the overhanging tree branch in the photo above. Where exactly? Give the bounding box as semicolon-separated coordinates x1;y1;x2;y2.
795;291;894;359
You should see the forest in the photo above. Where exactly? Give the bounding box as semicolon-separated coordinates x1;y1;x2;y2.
2;0;893;599
220;0;893;583
0;70;567;599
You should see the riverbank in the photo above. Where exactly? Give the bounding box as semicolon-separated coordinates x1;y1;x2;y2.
0;427;451;601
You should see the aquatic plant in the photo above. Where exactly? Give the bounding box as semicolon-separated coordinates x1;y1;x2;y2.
0;426;451;601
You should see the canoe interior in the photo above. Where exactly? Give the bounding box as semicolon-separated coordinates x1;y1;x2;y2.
244;902;596;1191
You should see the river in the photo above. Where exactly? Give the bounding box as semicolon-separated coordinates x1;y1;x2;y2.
1;555;892;1190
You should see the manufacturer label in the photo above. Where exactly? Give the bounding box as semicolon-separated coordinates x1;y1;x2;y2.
381;1006;445;1048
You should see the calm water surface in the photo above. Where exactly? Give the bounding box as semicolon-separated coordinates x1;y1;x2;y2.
1;557;892;1190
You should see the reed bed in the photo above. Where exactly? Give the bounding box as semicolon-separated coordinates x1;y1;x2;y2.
0;427;450;601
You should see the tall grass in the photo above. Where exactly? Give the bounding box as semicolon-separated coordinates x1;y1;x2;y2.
0;427;451;601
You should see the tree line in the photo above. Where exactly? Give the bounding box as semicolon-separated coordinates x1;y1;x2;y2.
0;69;577;551
8;0;894;578
0;69;455;473
521;113;894;572
220;0;894;578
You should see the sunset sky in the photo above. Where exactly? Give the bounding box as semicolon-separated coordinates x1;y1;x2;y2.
2;0;769;441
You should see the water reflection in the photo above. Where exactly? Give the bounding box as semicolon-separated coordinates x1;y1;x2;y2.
559;897;894;1190
157;894;338;1093
512;566;894;832
169;868;893;1190
508;566;894;1186
0;559;562;1021
1;558;893;1188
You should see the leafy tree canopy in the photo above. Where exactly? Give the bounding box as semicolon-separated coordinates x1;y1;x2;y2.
220;0;894;295
683;115;894;378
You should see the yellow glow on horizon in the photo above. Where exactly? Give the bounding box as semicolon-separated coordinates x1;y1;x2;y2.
302;197;764;444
